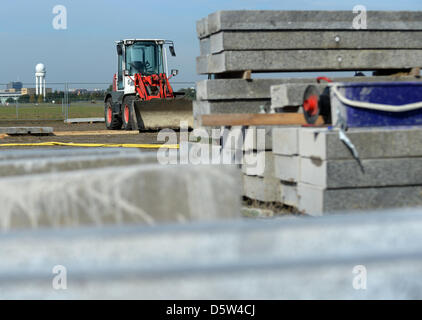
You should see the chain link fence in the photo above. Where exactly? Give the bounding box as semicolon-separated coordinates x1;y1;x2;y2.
0;81;195;121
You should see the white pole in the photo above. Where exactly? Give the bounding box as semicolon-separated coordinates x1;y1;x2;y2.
43;77;46;98
36;76;39;95
164;46;168;77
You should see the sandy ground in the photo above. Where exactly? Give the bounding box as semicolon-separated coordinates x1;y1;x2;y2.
0;120;165;147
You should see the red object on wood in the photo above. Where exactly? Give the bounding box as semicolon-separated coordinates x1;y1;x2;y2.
303;95;319;116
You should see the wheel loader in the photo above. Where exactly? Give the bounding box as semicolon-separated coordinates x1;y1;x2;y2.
104;39;193;130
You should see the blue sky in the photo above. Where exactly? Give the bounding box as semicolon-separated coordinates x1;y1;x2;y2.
1;0;421;88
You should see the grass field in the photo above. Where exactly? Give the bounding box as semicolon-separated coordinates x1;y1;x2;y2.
0;102;104;120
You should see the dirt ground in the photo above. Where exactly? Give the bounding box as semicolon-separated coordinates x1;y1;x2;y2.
0;120;165;147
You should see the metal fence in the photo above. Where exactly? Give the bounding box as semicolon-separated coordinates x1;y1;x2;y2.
0;81;195;121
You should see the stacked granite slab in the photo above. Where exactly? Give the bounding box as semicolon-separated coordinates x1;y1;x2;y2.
195;10;422;209
271;126;422;215
0;148;241;230
195;76;422;126
197;10;422;74
194;10;422;125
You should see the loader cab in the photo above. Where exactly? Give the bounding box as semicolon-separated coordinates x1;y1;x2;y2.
125;41;164;76
115;39;176;94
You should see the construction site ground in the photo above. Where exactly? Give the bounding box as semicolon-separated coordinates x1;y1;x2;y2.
0;120;162;147
0;120;299;216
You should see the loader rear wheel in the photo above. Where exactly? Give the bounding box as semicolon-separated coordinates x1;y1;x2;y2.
122;96;135;130
105;97;122;130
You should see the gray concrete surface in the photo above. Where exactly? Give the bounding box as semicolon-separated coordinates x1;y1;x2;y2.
0;148;142;161
300;157;422;189
242;151;274;178
197;50;422;74
0;152;157;177
3;209;422;298
272;127;300;156
197;11;422;38
298;183;422;215
202;31;422;54
280;182;298;208
274;155;300;183
0;127;53;134
193;100;268;126
64;118;105;124
243;174;281;202
193;100;268;116
197;78;312;101
299;127;422;160
196;77;421;102
271;83;325;109
0;164;241;230
221;126;273;152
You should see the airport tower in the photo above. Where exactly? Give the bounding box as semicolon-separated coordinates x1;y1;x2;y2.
35;63;46;97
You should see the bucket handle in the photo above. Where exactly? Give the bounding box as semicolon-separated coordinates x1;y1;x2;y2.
331;85;422;113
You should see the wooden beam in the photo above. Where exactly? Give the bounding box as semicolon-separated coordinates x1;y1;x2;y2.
201;113;324;126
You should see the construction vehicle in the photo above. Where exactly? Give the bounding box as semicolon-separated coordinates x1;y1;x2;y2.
104;39;193;130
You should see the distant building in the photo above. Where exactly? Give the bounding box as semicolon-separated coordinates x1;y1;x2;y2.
21;88;52;95
7;81;23;91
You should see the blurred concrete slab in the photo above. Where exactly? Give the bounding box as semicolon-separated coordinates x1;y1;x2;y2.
298;183;422;215
2;209;422;299
0;163;241;230
64;118;105;124
0;152;157;177
0;127;53;135
197;11;422;38
0;148;142;160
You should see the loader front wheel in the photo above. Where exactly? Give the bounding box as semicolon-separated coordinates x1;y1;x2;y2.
122;96;135;130
105;97;122;130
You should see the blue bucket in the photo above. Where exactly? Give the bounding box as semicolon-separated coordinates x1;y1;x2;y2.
330;82;422;127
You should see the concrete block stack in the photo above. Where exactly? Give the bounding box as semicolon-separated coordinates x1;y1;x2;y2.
297;127;422;215
272;127;301;207
270;126;422;215
194;10;422;214
219;125;281;202
196;10;422;75
195;10;422;125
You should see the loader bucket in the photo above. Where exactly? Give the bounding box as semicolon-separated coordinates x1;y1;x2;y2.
132;98;193;130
